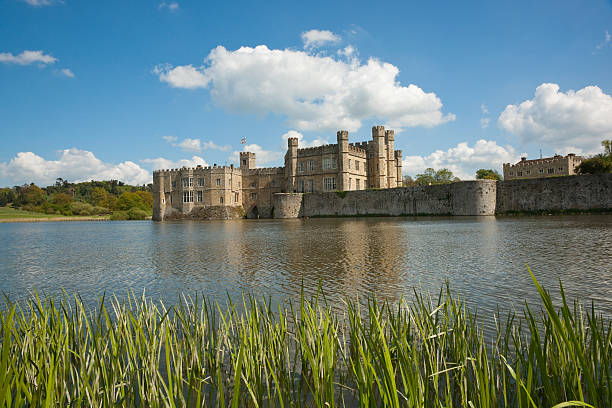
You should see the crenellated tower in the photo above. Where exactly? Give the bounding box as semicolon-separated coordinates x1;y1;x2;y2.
395;150;403;187
337;130;349;191
371;125;387;188
385;130;396;188
240;152;256;169
284;137;299;192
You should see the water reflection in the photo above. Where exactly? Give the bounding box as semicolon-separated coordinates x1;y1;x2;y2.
0;216;611;322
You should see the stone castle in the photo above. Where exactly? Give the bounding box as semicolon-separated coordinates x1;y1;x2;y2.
153;125;403;220
503;153;583;180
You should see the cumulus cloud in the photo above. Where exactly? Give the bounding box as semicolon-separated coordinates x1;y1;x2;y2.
202;141;232;152
402;140;522;180
280;130;329;149
159;1;179;11
155;43;454;132
153;64;209;89
594;30;611;53
162;135;178;143
230;144;283;166
20;0;63;6
0;50;57;66
0;149;151;186
56;68;75;78
498;83;612;154
162;136;202;152
141;156;209;170
301;29;341;49
480;118;490;129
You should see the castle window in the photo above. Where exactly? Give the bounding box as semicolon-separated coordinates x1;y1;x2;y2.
238;181;241;188
517;171;522;176
356;179;361;190
348;159;351;169
356;161;360;171
197;191;203;202
324;177;336;190
216;178;221;186
548;168;554;174
220;196;224;204
526;170;530;175
539;169;544;173
251;182;256;188
171;180;176;188
349;178;352;189
297;162;304;173
558;167;563;171
308;160;314;171
306;179;314;193
198;178;204;187
298;179;304;193
235;193;239;202
182;178;189;188
170;195;173;204
242;159;247;165
251;193;257;200
183;191;193;203
323;157;337;170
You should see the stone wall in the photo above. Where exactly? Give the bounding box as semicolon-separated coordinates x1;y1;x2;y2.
272;193;304;218
496;174;612;213
294;180;497;217
162;205;245;221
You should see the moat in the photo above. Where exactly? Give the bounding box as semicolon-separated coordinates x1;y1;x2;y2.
1;216;611;321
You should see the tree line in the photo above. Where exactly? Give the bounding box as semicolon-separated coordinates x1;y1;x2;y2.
0;179;153;220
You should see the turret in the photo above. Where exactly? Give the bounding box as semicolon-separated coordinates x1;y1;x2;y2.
395;150;402;187
385;130;396;188
285;137;299;192
337;130;349;190
371;125;387;188
240;152;256;169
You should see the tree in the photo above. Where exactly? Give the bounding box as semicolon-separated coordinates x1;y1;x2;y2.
0;188;15;206
476;169;502;181
415;168;456;185
402;175;417;187
576;140;612;175
117;192;148;211
14;184;46;207
134;191;153;209
52;193;73;207
91;187;108;207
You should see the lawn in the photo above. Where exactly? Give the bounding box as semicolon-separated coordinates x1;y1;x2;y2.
0;206;110;220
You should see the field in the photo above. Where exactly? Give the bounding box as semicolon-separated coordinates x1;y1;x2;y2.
0;206;110;222
0;270;609;407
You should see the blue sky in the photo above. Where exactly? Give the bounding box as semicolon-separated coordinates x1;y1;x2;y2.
1;0;611;186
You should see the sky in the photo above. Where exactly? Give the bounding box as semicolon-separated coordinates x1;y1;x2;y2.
1;0;611;186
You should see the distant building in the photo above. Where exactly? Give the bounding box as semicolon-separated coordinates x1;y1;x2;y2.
153;125;403;219
503;154;583;180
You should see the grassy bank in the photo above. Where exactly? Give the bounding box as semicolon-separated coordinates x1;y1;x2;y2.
0;271;610;407
0;206;111;222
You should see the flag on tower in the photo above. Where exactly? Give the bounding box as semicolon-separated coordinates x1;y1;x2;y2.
240;137;246;144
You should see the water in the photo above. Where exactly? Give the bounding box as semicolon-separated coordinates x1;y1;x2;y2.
1;216;611;322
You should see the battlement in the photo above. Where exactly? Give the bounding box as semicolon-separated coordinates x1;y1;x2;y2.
394;150;402;158
504;153;581;168
372;125;385;137
385;130;394;141
337;130;349;140
288;137;299;147
297;144;339;157
246;166;285;175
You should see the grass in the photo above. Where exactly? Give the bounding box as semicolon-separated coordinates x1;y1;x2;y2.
0;206;111;221
0;269;610;407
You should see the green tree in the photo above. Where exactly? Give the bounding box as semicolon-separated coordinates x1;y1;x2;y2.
91;187;108;207
576;140;612;175
475;169;502;181
134;190;153;209
14;184;46;207
402;175;417;187
117;192;147;211
0;188;15;206
415;168;456;185
52;193;73;207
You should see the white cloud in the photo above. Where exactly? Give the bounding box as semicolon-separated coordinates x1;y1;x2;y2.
155;44;454;132
230;144;283;166
301;29;341;49
159;1;179;11
402;140;522;180
57;68;74;78
480;118;490;129
280;130;329;149
0;149;150;186
153;64;209;89
480;104;488;114
176;138;201;152
337;45;356;58
0;50;57;66
202;141;232;152
498;83;612;154
163;136;203;152
142;156;209;170
20;0;63;6
594;30;611;53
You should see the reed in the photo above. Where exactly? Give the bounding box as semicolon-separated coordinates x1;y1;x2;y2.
0;269;610;407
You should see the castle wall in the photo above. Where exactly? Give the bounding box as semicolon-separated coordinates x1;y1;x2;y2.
496;174;612;213
242;167;285;218
272;193;304;218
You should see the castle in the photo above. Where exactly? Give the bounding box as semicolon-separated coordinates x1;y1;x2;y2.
153;125;403;220
503;153;583;180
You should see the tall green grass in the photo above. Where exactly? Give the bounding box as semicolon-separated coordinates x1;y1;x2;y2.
0;269;610;407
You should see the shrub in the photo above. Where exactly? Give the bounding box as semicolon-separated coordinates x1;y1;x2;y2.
110;211;129;220
70;202;95;216
127;208;149;220
92;206;112;215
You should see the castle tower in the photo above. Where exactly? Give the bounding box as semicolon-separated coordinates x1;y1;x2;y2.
152;170;167;221
385;130;396;188
371;125;387;189
284;137;299;192
395;150;403;187
337;130;349;191
240;152;256;169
